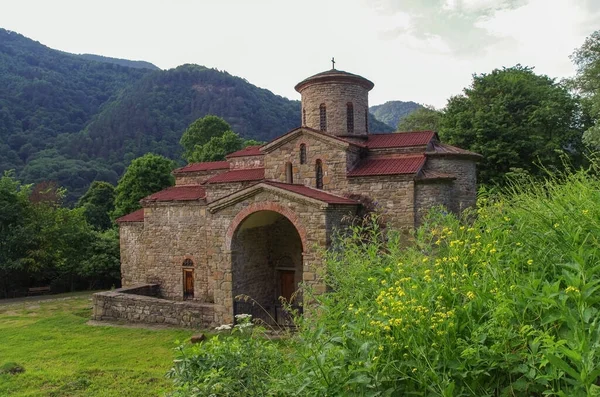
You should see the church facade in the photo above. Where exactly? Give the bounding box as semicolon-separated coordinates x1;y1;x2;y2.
93;69;481;328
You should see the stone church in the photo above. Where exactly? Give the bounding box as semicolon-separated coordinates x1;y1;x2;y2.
92;68;481;328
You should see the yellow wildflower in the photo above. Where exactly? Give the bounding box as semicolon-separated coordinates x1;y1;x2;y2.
565;286;580;294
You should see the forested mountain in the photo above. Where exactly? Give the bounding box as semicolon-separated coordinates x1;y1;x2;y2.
0;28;394;201
74;54;160;70
73;64;302;162
370;100;423;129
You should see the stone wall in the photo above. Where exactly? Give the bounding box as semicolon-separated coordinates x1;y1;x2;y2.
414;180;454;225
263;133;353;191
229;156;264;169
300;82;369;136
174;169;228;186
205;181;257;202
346;176;415;229
232;225;272;306
140;203;210;301
424;157;477;212
119;222;145;287
92;285;216;329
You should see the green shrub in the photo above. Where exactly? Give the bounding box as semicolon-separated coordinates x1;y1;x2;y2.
168;319;294;397
0;362;24;375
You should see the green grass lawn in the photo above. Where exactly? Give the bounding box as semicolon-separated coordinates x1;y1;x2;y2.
0;292;196;396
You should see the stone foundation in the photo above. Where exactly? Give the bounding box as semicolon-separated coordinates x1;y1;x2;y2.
92;284;217;329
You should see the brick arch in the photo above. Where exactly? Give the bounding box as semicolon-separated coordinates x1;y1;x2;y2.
225;202;308;251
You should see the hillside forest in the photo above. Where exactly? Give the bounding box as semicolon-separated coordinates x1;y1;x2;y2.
0;28;393;203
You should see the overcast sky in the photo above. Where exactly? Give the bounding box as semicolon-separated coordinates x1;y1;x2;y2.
1;0;598;108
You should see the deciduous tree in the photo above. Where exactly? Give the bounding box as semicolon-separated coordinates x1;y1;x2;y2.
180;115;232;162
77;181;115;230
189;130;245;163
397;106;443;132
440;65;583;185
570;30;600;148
112;154;174;220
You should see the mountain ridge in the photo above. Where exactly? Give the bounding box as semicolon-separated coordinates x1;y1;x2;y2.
370;100;423;129
0;28;394;201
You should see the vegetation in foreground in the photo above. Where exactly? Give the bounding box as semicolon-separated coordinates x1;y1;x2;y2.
0;293;194;397
171;162;600;396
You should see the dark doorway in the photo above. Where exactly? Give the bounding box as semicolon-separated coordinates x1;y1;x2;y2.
183;269;194;300
231;210;303;325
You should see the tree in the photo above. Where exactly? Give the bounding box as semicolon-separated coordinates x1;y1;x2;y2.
80;229;121;289
397;106;443;131
180;115;233;162
77;181;115;230
0;172;34;297
570;30;600;148
188;130;245;163
112;153;174;220
440;65;583;185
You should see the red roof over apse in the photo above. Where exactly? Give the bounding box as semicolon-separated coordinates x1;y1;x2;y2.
205;168;265;184
265;181;359;205
173;161;230;173
116;208;144;223
143;185;206;202
348;156;426;177
226;146;263;158
366;131;435;149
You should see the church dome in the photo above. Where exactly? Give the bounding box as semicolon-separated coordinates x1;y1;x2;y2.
296;68;374;137
294;69;374;92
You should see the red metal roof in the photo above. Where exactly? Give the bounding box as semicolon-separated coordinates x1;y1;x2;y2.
348;155;426;177
116;208;144;223
366;131;435;149
226;145;263;158
143;185;206;202
265;181;359;205
205;168;265;184
173;161;230;174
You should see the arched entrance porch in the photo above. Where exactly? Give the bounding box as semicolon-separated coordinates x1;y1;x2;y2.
230;210;304;325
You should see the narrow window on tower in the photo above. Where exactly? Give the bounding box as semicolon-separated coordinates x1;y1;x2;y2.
347;102;354;133
299;144;306;164
286;162;293;184
315;160;323;189
319;104;327;131
365;109;369;133
302;108;306;126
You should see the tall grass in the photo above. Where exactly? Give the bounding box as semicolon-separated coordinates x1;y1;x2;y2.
171;164;600;396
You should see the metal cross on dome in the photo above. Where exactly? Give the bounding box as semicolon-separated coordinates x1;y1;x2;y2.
331;57;336;69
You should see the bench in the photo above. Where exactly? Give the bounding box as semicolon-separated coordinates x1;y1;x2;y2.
28;286;51;295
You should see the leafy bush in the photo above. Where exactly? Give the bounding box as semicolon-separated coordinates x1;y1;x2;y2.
170;163;600;396
168;320;292;397
0;362;24;375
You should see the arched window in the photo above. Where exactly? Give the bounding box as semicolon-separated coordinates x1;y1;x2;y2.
365;109;369;133
315;160;323;189
302;108;306;126
347;102;354;133
299;144;306;164
182;258;194;267
285;162;293;184
319;104;327;131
